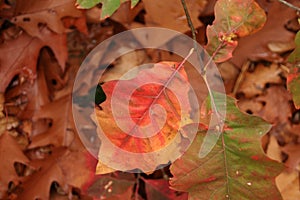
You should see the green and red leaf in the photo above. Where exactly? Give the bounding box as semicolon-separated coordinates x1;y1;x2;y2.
205;0;266;63
170;96;283;200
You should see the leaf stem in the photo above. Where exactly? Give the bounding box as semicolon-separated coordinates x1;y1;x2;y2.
277;0;300;12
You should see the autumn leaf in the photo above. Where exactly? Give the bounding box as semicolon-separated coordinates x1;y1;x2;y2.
94;62;198;173
205;0;266;63
76;0;140;19
143;178;188;200
85;175;135;199
169;96;283;200
12;0;82;38
142;0;205;33
0;133;30;199
287;30;300;109
287;31;300;63
18;148;93;200
0;28;67;92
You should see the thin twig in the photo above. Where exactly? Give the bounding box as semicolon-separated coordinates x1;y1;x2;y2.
180;0;205;74
232;61;251;96
277;0;300;12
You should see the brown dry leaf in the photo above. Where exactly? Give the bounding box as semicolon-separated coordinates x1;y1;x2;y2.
282;144;300;170
18;147;93;200
276;170;300;200
231;0;300;67
29;95;74;148
12;0;82;38
100;49;149;82
238;86;292;124
0;28;67;92
237;63;284;98
142;0;206;32
110;1;144;25
0;133;30;199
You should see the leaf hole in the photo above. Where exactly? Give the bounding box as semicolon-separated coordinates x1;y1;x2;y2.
14;162;27;176
134;9;146;24
22;17;30;22
246;109;253;114
51;79;57;86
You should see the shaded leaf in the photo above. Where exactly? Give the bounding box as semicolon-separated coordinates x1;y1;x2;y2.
143;178;188;200
0;28;67;92
85;175;135;200
12;0;82;38
18;148;93;200
170;96;283;200
287;68;300;109
205;0;266;63
0;133;29;199
142;0;205;33
287;31;300;63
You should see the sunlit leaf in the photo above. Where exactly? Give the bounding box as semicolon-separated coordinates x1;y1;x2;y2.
170;96;283;200
94;62;197;173
76;0;140;18
205;0;266;63
287;68;300;109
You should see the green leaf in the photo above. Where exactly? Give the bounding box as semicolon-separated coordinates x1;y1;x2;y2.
170;96;283;200
205;0;266;63
287;31;300;63
287;69;300;109
76;0;101;9
76;0;140;18
287;30;300;109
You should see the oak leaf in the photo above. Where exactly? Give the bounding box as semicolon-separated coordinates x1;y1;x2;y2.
12;0;82;38
0;133;29;199
0;28;67;92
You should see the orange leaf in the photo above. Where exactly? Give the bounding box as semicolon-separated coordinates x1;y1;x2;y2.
94;62;198;173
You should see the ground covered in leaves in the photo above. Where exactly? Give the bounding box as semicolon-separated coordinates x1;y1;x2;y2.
0;0;299;199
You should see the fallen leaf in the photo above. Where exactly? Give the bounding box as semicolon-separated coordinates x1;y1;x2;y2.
12;0;82;38
142;0;206;33
288;31;300;63
205;0;266;63
231;0;300;67
0;28;67;92
143;178;188;200
276;170;300;200
85;175;135;200
237;63;284;98
18;148;93;200
29;95;74;148
238;86;292;123
0;133;30;199
170;96;283;199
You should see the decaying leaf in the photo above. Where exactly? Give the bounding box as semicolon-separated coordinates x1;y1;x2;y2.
231;0;299;67
0;133;30;199
12;0;82;38
142;0;206;33
237;63;284;98
143;178;188;200
276;170;300;200
205;0;266;63
18;148;93;200
0;28;67;92
170;96;283;199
